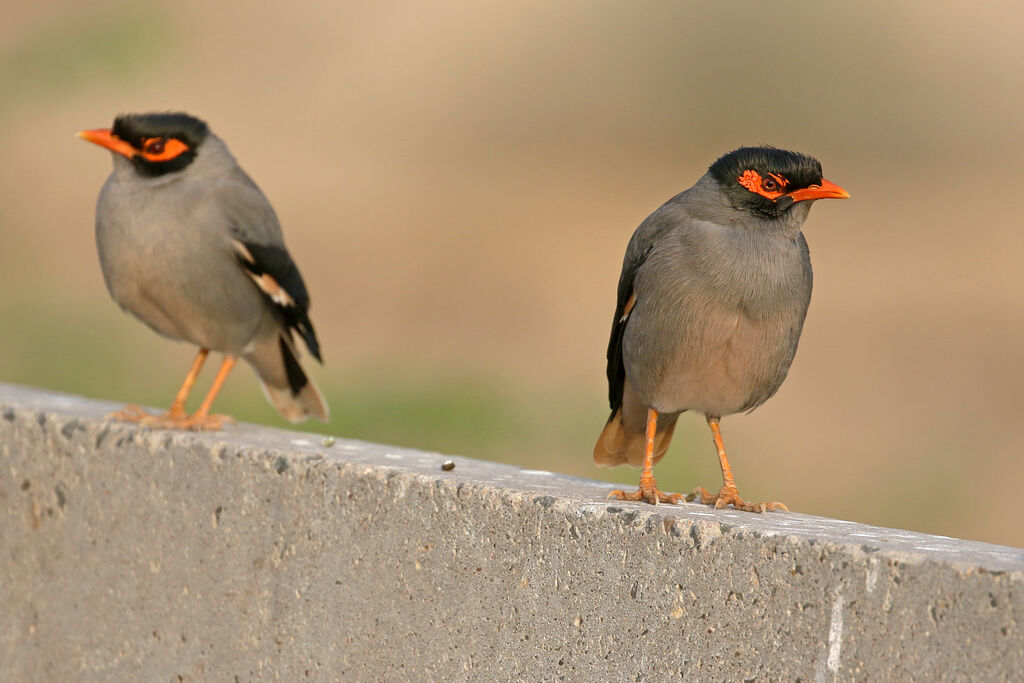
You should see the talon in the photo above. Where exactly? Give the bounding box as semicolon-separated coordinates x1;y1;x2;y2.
607;485;682;506
186;413;233;432
685;486;716;505
661;490;683;505
107;404;150;422
107;407;233;432
688;484;787;513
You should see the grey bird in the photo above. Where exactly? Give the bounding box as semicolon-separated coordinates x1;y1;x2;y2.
594;147;848;511
78;112;328;430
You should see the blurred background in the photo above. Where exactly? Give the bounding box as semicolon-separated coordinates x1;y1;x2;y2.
2;1;1023;546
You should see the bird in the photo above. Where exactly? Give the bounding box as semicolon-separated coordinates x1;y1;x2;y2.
594;146;848;511
78;111;328;430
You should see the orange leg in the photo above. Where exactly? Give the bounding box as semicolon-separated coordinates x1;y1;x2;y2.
608;408;682;505
686;416;788;513
185;355;237;430
108;350;236;431
109;348;209;422
168;348;209;417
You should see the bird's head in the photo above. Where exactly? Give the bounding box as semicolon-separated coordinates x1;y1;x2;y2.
708;146;849;221
77;112;210;178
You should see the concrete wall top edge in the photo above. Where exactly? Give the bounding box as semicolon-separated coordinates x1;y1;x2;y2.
2;381;1022;575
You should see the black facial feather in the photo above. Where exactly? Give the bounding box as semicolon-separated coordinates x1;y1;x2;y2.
111;112;209;148
111;112;210;178
709;146;824;218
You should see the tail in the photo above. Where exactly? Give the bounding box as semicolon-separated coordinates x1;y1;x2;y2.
245;333;329;423
593;407;678;468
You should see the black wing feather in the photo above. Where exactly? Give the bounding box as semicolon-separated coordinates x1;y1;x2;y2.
235;240;322;362
605;249;646;413
279;335;309;394
605;201;681;414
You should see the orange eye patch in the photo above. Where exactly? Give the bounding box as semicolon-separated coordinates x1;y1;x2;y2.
140;137;190;162
737;170;789;200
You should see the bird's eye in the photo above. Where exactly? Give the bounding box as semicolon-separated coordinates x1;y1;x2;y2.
138;137;190;163
762;176;778;191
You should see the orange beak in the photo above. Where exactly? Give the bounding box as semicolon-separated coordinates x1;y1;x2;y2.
77;128;138;159
786;178;850;203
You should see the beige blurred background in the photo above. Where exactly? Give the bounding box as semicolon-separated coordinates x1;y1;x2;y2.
2;1;1023;546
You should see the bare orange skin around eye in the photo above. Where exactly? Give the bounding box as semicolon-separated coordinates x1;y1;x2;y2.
736;170;788;200
140;137;190;162
76;129;192;163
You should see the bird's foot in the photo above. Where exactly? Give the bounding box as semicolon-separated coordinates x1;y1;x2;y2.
166;413;234;432
107;404;151;422
608;485;683;506
686;485;788;513
107;405;234;432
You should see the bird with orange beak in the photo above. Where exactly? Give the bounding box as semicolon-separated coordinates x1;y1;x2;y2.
595;147;848;511
78;112;328;430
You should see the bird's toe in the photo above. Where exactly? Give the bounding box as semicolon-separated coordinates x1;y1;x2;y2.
183;413;234;432
608;485;682;506
689;484;788;514
107;404;151;422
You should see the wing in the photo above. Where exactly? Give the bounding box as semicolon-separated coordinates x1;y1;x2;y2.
604;205;679;413
232;239;322;362
605;260;640;413
209;173;322;363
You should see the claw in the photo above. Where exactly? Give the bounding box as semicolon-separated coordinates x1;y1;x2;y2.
608;486;683;506
686;485;787;513
107;405;234;432
107;404;149;421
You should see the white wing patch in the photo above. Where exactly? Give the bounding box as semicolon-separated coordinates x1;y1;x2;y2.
253;273;296;306
232;239;296;307
232;240;255;264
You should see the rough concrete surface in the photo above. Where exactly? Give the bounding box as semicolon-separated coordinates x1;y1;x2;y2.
1;383;1021;681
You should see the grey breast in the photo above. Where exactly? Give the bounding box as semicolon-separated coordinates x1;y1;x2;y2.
94;151;272;354
622;212;812;418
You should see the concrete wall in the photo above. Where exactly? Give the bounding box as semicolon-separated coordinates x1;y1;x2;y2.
1;382;1022;681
